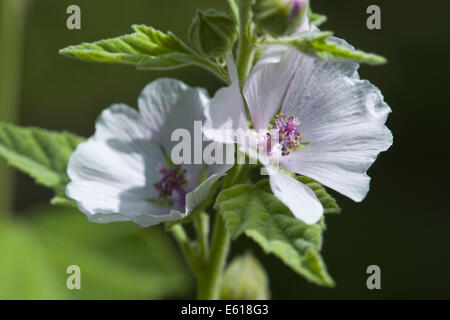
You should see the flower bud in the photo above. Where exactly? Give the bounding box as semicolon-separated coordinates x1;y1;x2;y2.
253;0;308;36
189;9;237;57
221;252;270;300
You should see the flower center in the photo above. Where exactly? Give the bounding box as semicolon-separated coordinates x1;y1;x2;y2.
271;113;303;156
154;164;187;207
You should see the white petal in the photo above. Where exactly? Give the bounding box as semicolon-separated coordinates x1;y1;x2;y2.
138;78;209;150
67;104;183;227
94;103;151;141
243;47;298;129
296;14;311;33
269;169;323;224
275;45;392;202
129;210;185;227
241;7;317;130
138;77;211;200
183;164;233;215
204;55;248;144
295;14;320;34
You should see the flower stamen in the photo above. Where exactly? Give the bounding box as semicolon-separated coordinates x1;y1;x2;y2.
272;113;303;156
154;164;187;207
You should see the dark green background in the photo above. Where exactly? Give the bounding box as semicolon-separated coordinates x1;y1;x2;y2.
7;0;450;298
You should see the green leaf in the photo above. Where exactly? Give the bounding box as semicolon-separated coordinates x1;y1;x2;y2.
308;7;327;27
50;195;77;208
296;176;341;214
215;180;335;287
59;25;229;82
0;123;84;194
265;31;387;65
60;25;191;66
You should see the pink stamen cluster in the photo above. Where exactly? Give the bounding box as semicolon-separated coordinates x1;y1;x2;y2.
273;113;303;156
154;164;187;207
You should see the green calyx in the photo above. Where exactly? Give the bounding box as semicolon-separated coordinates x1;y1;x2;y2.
189;8;237;58
253;0;308;36
220;252;270;300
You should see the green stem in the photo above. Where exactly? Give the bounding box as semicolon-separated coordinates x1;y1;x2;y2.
194;163;250;299
197;214;230;299
236;0;256;89
175;0;257;300
231;164;249;186
193;1;257;298
170;224;201;272
194;212;209;261
196;58;231;85
227;0;239;23
0;0;27;217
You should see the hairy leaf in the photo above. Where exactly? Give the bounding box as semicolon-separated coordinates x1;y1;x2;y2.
215;180;335;286
0;123;84;207
0;123;84;191
297;176;341;214
60;25;191;65
308;7;327;27
266;31;387;65
59;25;229;81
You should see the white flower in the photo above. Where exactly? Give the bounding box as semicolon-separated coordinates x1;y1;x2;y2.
204;45;393;225
67;78;230;227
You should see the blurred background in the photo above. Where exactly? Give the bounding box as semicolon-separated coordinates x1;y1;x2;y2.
0;0;449;299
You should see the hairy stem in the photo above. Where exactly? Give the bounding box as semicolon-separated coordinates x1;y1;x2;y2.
236;0;256;88
197;214;230;299
196;58;231;85
194;1;257;299
170;224;201;273
194;212;210;261
0;0;28;216
177;0;257;300
195;163;250;299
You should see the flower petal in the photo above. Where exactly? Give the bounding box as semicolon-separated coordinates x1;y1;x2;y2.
241;7;317;130
138;78;209;150
243;47;298;129
296;12;311;33
204;55;248;144
66;104;182;227
276;45;392;202
182;164;233;216
93;103;151;141
138;77;212;202
269;169;323;224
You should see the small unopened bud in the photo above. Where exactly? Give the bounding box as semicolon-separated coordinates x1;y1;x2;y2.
253;0;308;36
221;252;270;300
189;9;237;57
